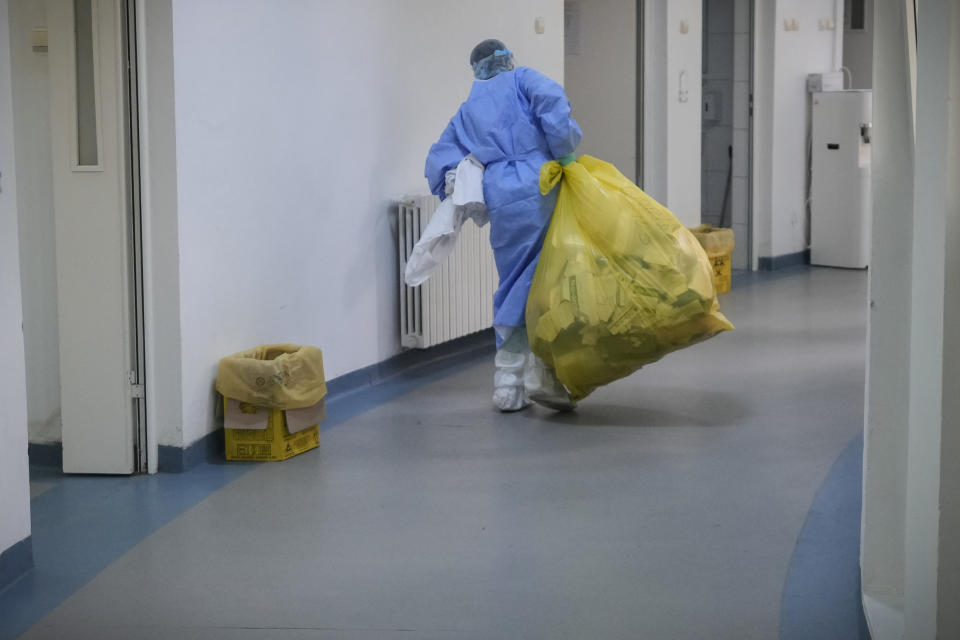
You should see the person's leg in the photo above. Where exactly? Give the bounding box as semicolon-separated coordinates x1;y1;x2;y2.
493;328;531;412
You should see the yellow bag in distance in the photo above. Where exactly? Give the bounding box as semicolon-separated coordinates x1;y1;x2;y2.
527;156;733;401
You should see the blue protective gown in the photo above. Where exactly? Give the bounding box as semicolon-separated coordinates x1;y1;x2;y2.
425;67;582;345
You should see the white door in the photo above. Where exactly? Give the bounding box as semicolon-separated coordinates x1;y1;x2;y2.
47;0;137;474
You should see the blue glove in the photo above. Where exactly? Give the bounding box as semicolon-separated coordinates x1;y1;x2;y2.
557;153;577;167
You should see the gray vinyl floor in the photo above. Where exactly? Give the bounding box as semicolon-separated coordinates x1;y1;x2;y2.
20;267;868;640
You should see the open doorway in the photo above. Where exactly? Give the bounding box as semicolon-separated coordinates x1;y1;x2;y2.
9;0;147;475
701;0;752;270
563;0;642;185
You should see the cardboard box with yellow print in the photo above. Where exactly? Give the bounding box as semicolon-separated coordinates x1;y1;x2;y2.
223;398;324;462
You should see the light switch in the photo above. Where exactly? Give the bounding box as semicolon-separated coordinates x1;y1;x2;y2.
535;16;545;34
31;27;48;52
703;92;720;122
680;19;689;34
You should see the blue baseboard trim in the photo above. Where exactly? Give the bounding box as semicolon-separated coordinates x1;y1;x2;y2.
159;329;496;473
0;537;33;593
158;428;224;473
326;328;495;398
759;249;811;271
27;443;62;469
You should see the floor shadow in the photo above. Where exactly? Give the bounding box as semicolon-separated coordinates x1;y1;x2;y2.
527;387;751;429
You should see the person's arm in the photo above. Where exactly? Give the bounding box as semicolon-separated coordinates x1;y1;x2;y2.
425;118;469;200
517;67;583;160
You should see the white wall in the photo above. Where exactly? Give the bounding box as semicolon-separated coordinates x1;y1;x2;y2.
563;0;637;182
770;0;840;257
9;0;61;445
904;0;947;630
863;2;960;638
666;0;703;226
861;0;911;622
938;5;960;629
752;0;775;263
643;0;667;200
139;0;184;454
843;0;874;89
169;0;565;447
644;0;702;227
903;2;960;637
0;0;34;559
753;0;842;261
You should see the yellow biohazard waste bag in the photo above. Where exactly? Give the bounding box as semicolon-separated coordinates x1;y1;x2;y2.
216;344;326;410
527;156;733;401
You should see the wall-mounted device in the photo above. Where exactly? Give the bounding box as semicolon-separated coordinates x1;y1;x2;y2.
807;71;845;93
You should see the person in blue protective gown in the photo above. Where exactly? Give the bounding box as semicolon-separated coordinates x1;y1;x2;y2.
424;39;582;413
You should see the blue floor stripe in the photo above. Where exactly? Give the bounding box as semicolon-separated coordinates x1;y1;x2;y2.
0;347;491;640
4;326;872;638
0;463;251;640
780;432;871;640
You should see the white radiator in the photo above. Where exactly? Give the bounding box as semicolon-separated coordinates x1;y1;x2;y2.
398;195;499;349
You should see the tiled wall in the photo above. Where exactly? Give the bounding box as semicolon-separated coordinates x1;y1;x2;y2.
702;0;734;230
731;0;750;270
702;0;751;270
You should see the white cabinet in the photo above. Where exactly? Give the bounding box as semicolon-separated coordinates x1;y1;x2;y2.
810;90;873;269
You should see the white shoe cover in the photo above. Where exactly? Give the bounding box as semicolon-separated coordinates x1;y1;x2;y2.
493;348;531;412
493;385;530;412
524;354;577;412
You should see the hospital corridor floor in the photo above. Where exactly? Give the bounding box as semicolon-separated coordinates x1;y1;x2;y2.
3;268;870;640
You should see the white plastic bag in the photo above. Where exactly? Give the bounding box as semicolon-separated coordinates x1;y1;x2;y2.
449;154;486;209
404;155;487;287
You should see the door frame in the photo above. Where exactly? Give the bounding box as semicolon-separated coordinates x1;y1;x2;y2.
747;0;756;270
130;0;162;473
636;0;644;188
694;0;756;271
122;0;148;473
